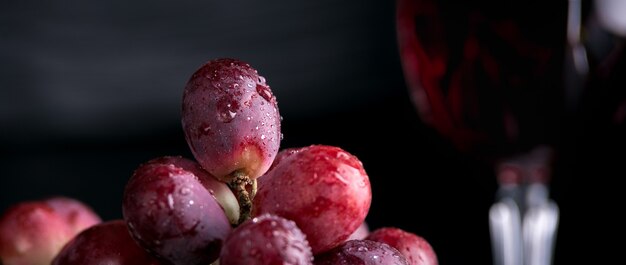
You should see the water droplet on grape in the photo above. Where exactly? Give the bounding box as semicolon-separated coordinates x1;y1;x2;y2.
333;172;350;185
179;188;191;195
167;194;174;210
216;97;240;123
261;135;266;140
256;84;273;102
336;151;350;160
258;76;266;83
357;179;366;188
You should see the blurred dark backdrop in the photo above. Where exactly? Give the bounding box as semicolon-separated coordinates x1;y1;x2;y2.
1;1;623;264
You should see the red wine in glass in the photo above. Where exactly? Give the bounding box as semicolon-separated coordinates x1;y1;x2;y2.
396;1;569;265
397;0;568;165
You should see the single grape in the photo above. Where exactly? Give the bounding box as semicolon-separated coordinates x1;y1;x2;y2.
315;240;409;265
0;201;73;265
181;58;281;182
367;228;438;265
52;220;162;265
253;145;372;254
220;214;313;265
147;156;240;225
44;196;102;235
181;58;282;223
122;159;231;265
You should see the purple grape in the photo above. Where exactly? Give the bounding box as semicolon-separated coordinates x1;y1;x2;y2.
181;58;282;224
52;220;162;265
181;58;281;182
122;158;231;265
315;240;409;265
220;214;313;265
148;156;240;225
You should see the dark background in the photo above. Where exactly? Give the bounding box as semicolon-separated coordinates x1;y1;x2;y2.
1;1;623;264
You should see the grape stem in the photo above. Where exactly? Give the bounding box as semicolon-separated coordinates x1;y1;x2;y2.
228;171;257;225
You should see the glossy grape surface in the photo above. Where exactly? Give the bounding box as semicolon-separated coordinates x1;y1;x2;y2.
315;240;409;265
182;58;281;181
123;159;231;265
52;220;162;265
220;214;313;265
367;227;438;265
254;145;371;254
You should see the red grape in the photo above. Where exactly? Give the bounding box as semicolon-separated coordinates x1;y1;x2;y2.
0;197;99;265
220;214;313;265
315;240;409;265
253;145;372;254
181;58;281;182
44;196;102;235
122;158;231;265
0;201;73;265
367;228;438;265
52;220;162;265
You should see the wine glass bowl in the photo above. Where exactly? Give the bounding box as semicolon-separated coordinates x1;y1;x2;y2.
395;1;573;265
396;0;567;163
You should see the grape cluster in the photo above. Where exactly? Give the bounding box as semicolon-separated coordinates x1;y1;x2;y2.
0;58;438;265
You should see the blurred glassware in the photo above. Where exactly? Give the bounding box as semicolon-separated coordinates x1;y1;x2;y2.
395;1;580;264
397;0;625;264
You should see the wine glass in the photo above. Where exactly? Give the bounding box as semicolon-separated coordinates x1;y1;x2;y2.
395;1;571;265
